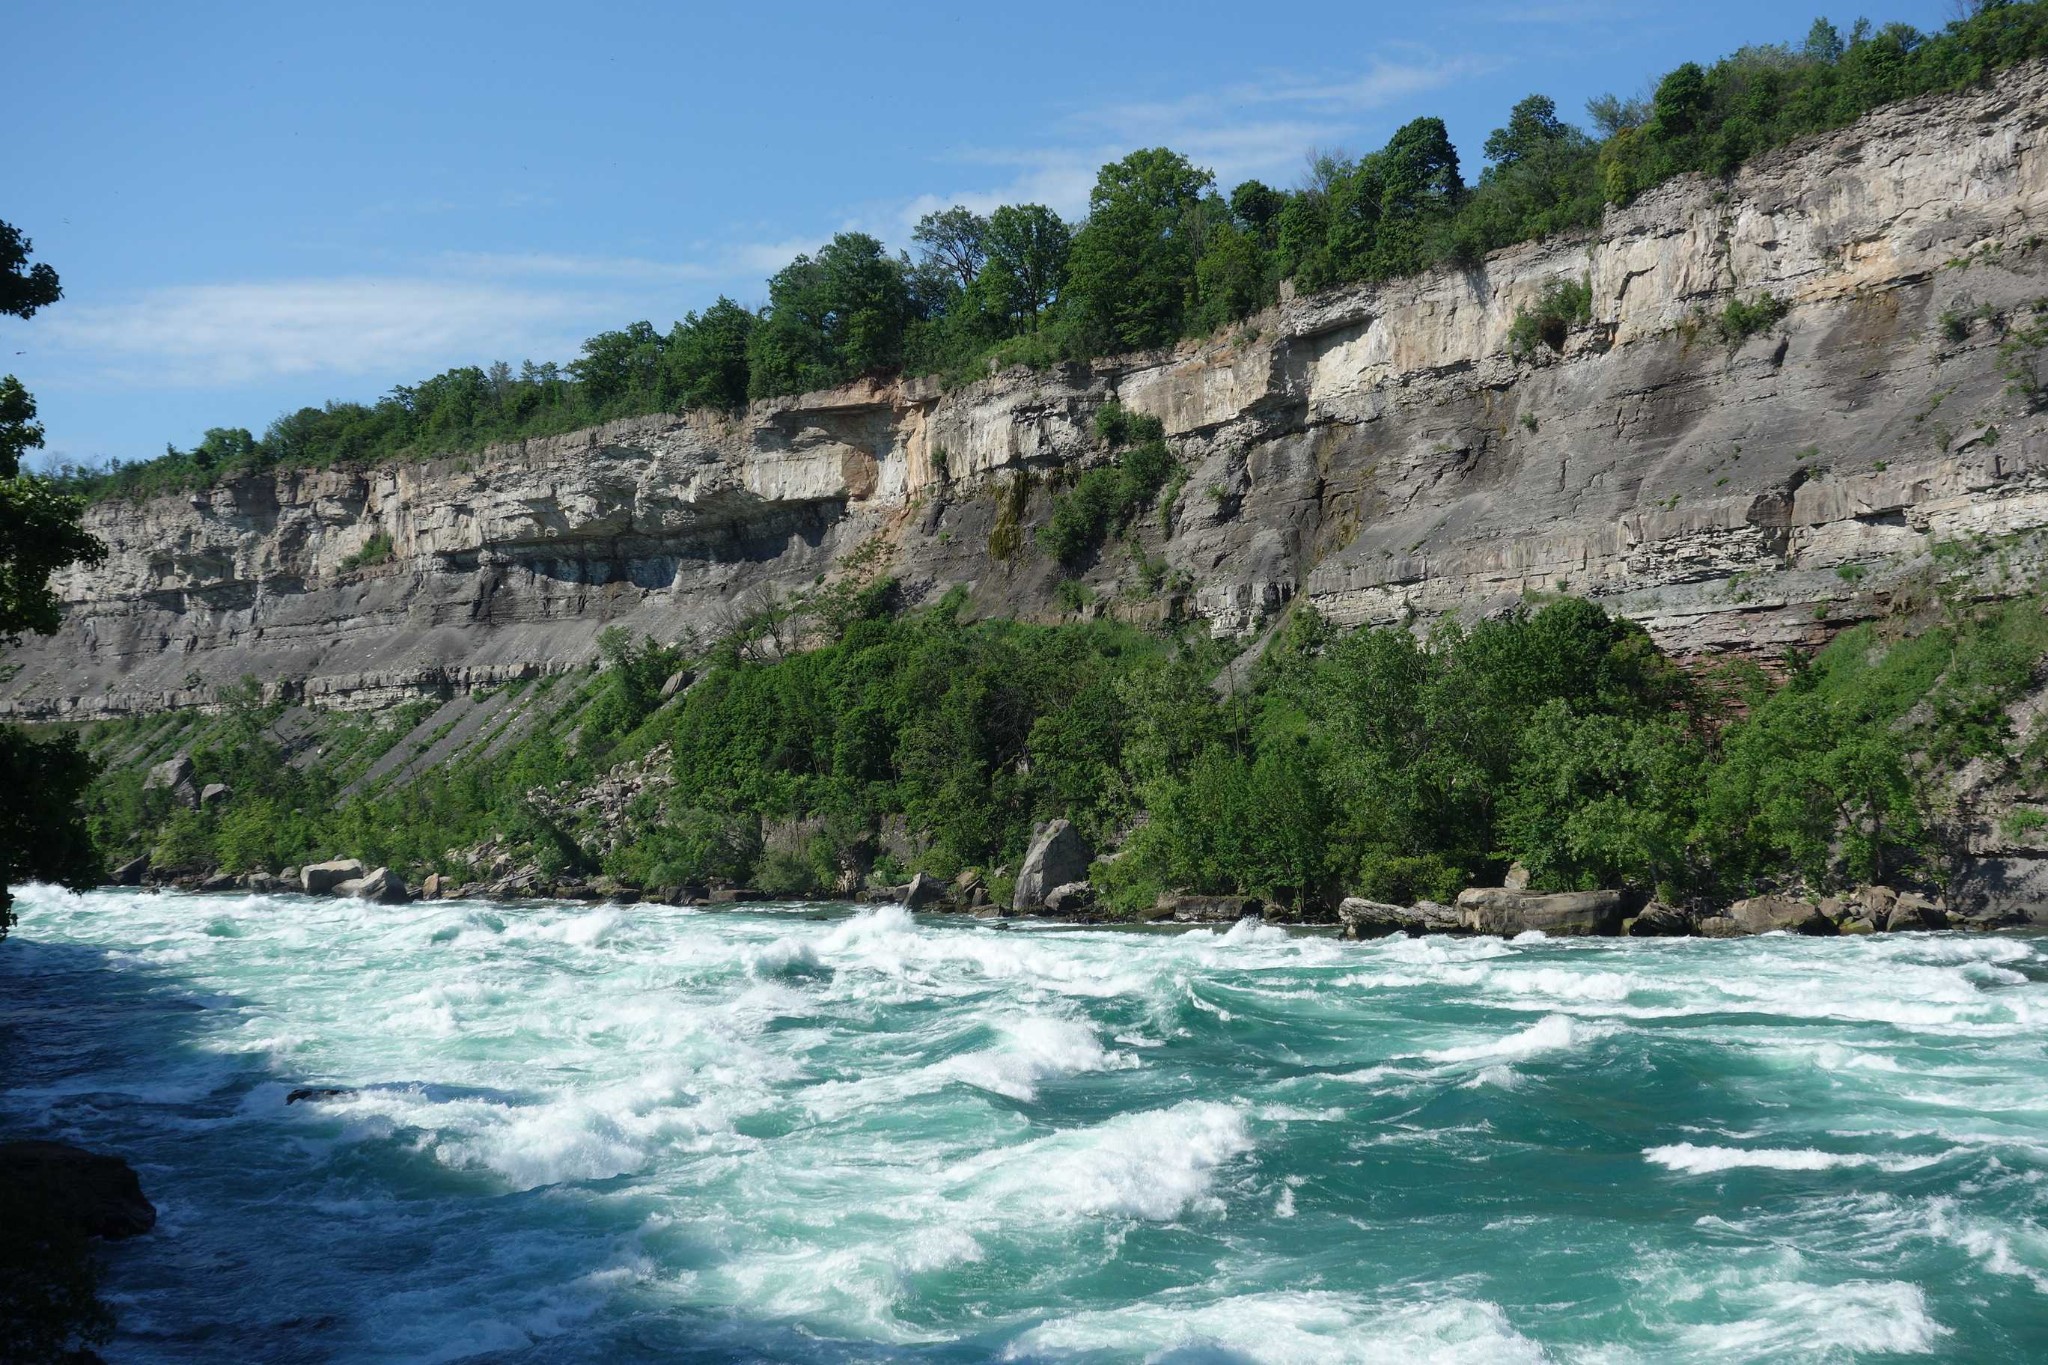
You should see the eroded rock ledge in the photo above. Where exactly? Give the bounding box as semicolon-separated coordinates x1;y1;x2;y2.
8;62;2048;720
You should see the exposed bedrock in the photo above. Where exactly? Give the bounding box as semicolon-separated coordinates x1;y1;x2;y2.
8;62;2048;719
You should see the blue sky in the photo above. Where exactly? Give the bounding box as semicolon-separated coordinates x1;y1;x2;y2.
6;0;1955;470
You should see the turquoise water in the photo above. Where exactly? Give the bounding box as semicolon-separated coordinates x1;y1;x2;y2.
4;886;2047;1363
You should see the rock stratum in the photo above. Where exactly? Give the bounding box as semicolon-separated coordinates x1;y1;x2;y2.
8;63;2048;720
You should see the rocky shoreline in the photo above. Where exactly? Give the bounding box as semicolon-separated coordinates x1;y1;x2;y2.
103;848;2009;941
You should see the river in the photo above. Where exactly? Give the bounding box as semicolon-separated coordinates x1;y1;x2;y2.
4;885;2046;1362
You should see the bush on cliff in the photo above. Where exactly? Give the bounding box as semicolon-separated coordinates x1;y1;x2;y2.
73;573;2048;914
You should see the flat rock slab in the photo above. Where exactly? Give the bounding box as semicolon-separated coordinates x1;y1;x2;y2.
1456;888;1627;937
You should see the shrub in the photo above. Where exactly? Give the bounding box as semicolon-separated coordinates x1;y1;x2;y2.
1508;275;1593;356
341;531;394;571
1713;292;1790;343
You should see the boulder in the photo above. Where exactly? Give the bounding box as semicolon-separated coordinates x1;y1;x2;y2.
1697;916;1746;938
1885;893;1947;932
1012;819;1093;911
243;872;281;893
111;854;150;886
1157;894;1263;924
0;1140;156;1239
280;866;299;884
1455;887;1627;936
421;872;445;900
1337;897;1463;939
1503;861;1532;891
1042;881;1096;916
1727;895;1835;936
659;668;696;699
335;867;408;904
902;871;947;910
707;887;766;903
142;754;193;793
200;782;232;807
1624;902;1693;937
301;858;365;894
1839;916;1880;934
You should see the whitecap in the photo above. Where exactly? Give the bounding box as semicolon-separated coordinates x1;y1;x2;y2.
1643;1143;1945;1175
1425;1013;1610;1064
1003;1291;1549;1364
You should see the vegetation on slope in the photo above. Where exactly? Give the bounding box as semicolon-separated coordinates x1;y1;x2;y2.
50;3;2048;502
74;548;2048;916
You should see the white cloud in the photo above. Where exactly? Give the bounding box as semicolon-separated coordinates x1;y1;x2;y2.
440;238;822;285
40;278;618;388
877;51;1496;233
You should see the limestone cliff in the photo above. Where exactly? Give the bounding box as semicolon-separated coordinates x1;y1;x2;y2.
8;61;2048;720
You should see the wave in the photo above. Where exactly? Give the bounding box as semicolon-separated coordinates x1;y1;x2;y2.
962;1100;1255;1223
1424;1013;1612;1064
1002;1291;1550;1364
1643;1143;1945;1175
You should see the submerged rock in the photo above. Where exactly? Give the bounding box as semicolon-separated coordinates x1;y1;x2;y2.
285;1087;356;1105
0;1140;156;1240
1456;888;1627;936
302;858;365;894
1013;820;1093;912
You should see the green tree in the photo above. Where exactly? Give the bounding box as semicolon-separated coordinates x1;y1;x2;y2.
1065;148;1215;350
1;224;107;939
981;203;1070;330
748;233;916;398
912;207;988;293
665;298;756;411
0;222;61;319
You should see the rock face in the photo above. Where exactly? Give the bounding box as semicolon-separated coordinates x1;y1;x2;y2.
301;858;365;894
0;1140;156;1239
1456;887;1629;936
7;66;2048;722
1013;819;1093;911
